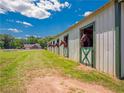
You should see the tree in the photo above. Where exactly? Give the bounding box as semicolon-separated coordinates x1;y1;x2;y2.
38;36;53;49
0;41;4;49
0;34;4;49
26;36;38;44
10;39;24;49
0;34;14;49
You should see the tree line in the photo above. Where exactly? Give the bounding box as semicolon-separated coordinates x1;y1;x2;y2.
0;34;53;49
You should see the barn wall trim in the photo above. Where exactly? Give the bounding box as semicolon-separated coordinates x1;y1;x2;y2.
115;1;122;79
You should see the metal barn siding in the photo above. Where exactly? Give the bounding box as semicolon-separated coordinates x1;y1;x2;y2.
68;27;80;62
121;2;124;78
59;36;64;56
95;3;116;76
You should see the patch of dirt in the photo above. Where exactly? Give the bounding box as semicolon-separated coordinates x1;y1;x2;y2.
24;68;62;85
77;64;94;72
26;76;114;93
25;68;59;79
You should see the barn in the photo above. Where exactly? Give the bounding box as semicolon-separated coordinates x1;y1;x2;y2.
47;0;124;79
24;44;41;49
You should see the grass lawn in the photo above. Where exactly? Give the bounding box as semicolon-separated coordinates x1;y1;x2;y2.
0;50;124;93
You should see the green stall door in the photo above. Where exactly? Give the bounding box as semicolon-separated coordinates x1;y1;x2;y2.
63;47;69;57
80;47;93;67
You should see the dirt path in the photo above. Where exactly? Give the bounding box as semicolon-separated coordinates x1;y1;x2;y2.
26;75;114;93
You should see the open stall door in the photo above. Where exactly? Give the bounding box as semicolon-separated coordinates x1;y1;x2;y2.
80;23;95;68
63;35;69;57
57;39;60;55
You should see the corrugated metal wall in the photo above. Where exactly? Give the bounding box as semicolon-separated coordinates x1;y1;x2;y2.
121;3;124;78
95;4;116;76
68;28;80;62
59;36;64;56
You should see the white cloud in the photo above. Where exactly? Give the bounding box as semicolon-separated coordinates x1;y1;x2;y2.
25;34;30;37
83;11;92;17
7;19;32;27
25;34;41;38
33;35;38;37
8;28;22;33
16;21;32;27
0;0;70;19
75;21;78;24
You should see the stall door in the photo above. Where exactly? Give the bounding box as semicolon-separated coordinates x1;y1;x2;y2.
81;47;93;66
80;23;95;68
63;35;69;57
63;47;68;57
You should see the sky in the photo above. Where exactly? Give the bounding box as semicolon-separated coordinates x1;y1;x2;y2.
0;0;109;38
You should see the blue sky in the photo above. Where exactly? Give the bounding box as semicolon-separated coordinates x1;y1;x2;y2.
0;0;109;38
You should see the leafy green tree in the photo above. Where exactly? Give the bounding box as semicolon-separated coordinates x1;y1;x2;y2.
10;39;24;49
0;34;4;49
0;41;4;49
27;36;38;44
38;36;53;49
0;34;14;49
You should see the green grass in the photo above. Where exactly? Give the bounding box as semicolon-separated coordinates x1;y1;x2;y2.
0;50;124;93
